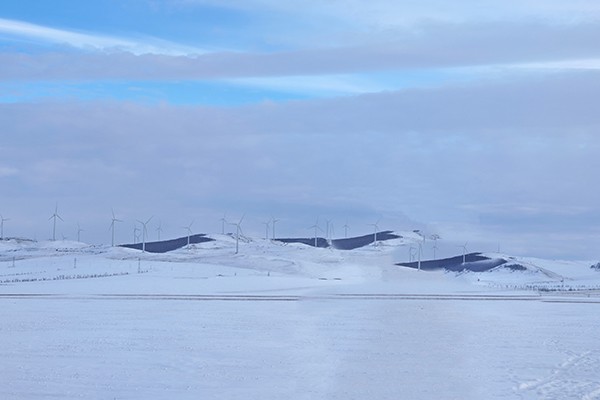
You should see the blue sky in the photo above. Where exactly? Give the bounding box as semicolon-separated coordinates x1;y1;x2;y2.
1;0;600;259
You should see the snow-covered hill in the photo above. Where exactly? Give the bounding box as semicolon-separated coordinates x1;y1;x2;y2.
2;234;599;295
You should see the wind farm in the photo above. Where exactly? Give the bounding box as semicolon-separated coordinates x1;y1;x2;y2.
3;1;600;399
2;207;600;400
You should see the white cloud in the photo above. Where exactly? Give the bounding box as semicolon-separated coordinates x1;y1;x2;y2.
177;0;600;26
2;70;600;257
2;20;600;83
0;18;206;55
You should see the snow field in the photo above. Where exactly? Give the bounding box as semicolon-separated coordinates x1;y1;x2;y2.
1;237;600;399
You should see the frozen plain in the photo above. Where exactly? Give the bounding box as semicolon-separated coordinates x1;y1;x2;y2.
1;235;600;400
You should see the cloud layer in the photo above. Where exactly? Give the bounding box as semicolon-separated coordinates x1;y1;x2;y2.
1;1;600;259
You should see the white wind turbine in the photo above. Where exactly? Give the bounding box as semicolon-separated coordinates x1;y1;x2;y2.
219;214;227;235
262;220;271;240
326;219;335;241
136;216;153;252
0;214;9;239
156;221;163;241
459;242;468;264
109;209;123;247
183;220;194;248
413;230;425;271
49;204;63;241
343;220;350;238
368;218;380;247
430;234;440;259
309;218;323;248
409;246;416;262
271;217;279;240
77;222;83;242
133;223;140;244
229;215;245;254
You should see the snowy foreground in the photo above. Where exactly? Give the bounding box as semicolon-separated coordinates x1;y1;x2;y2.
1;235;600;400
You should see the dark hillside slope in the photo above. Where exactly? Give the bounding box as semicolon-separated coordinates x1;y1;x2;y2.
121;234;214;253
397;252;511;272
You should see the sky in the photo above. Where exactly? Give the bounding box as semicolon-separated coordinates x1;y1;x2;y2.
1;0;600;260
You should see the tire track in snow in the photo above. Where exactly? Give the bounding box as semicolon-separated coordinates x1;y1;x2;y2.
518;350;600;399
1;293;599;303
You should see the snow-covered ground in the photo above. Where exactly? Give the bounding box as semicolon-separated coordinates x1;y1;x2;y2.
1;236;599;399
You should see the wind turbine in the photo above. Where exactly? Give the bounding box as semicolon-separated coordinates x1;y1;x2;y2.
219;214;227;235
271;217;279;240
413;230;425;271
262;220;271;240
309;218;323;248
325;219;335;240
0;214;9;239
459;242;468;264
77;222;83;242
109;209;123;247
343;220;350;238
133;224;140;244
368;219;380;247
136;216;153;252
49;204;63;241
430;234;440;259
156;221;163;241
229;215;245;254
183;220;194;248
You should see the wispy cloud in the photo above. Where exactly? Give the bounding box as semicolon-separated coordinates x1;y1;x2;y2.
0;17;205;55
2;21;599;82
177;0;600;33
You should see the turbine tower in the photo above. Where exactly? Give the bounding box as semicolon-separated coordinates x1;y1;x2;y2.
133;224;140;244
262;220;271;240
460;242;468;264
271;217;279;240
49;204;63;241
343;220;350;238
368;219;380;247
109;209;123;247
430;234;440;259
77;222;83;242
156;221;163;241
183;220;194;248
413;230;425;271
309;218;323;248
0;214;9;239
219;214;227;235
229;215;245;254
325;219;335;241
136;216;153;252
